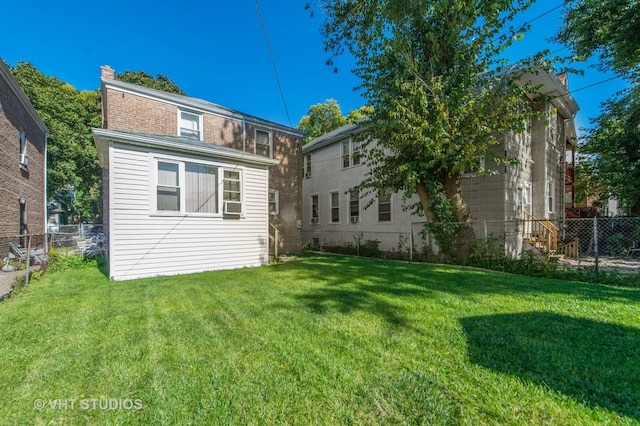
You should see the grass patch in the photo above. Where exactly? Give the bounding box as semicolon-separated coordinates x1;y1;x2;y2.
1;253;639;424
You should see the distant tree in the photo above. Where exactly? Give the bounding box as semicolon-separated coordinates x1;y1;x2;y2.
556;0;640;214
346;105;374;123
579;91;640;214
308;0;546;258
117;70;185;95
298;99;347;143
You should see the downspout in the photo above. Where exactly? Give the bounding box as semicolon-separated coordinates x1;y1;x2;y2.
44;132;49;253
242;119;246;152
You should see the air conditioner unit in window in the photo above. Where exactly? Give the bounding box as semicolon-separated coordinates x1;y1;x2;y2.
305;172;312;178
20;154;28;167
350;216;359;223
311;217;319;224
223;201;242;215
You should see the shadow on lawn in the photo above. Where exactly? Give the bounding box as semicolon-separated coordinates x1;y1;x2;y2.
289;253;640;304
461;312;640;420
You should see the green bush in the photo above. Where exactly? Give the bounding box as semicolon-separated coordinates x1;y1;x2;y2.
47;250;103;273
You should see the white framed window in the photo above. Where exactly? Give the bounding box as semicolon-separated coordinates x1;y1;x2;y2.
330;191;340;223
352;141;361;166
153;157;243;217
303;154;312;178
255;129;271;158
179;110;202;140
548;180;555;214
349;190;359;223
157;161;181;211
19;131;28;167
378;190;391;222
186;163;217;213
223;170;242;214
342;138;362;168
342;139;350;168
311;194;319;224
269;189;279;215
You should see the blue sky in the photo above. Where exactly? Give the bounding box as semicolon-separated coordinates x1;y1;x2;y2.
1;1;629;134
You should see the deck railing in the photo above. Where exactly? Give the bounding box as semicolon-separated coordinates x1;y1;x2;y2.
522;211;558;253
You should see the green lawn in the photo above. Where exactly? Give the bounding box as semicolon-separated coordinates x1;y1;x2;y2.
1;253;639;425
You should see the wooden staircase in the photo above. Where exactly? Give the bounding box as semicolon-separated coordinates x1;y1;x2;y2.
522;211;558;253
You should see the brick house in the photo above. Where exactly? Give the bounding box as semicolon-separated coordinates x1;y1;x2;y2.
94;66;303;279
0;59;48;257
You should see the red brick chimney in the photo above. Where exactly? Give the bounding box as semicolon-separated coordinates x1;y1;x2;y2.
101;65;115;80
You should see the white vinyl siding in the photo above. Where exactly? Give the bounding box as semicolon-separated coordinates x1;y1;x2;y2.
108;143;270;280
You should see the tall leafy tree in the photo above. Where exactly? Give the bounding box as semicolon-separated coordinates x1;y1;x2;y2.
579;89;640;214
556;0;639;80
9;62;188;222
10;61;103;222
556;0;640;214
308;0;546;256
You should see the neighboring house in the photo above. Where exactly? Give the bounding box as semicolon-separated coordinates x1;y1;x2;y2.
0;59;48;257
94;66;303;280
302;67;579;258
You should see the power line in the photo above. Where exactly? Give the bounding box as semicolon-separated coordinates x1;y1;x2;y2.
255;0;293;127
522;3;564;26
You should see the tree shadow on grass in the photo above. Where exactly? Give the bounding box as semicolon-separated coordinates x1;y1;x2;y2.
460;312;640;420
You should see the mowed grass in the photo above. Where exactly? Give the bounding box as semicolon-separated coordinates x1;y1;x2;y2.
1;253;639;425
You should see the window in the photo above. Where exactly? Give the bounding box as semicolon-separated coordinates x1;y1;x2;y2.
269;189;279;215
185;163;217;213
378;190;391;222
154;159;242;216
19;131;27;167
223;170;242;214
349;190;359;223
342;139;362;168
256;129;271;158
157;161;180;211
311;194;319;224
179;110;201;140
330;191;340;223
303;154;312;178
548;180;555;213
352;141;361;166
342;139;350;168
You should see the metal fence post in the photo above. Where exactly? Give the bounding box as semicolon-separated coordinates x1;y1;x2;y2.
593;217;599;274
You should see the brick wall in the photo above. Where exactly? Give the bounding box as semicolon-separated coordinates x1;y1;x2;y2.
0;74;47;257
103;80;303;254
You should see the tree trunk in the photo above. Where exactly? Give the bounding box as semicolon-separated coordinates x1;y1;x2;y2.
415;181;436;223
442;173;476;261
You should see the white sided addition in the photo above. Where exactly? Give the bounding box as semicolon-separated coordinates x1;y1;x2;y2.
93;129;279;280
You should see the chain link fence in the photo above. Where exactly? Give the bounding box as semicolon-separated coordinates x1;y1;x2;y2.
49;224;106;255
308;217;640;274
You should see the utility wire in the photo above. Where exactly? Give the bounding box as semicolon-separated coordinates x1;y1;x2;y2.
255;0;293;127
